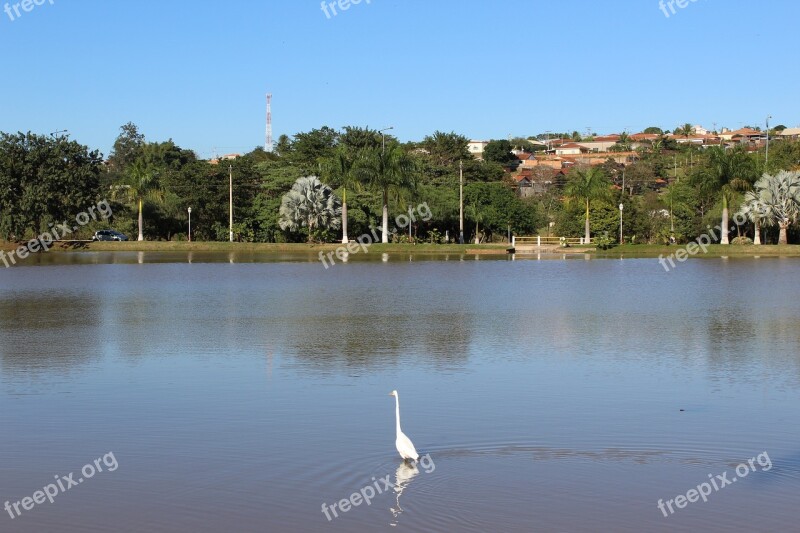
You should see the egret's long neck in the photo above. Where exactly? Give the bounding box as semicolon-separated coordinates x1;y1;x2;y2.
394;394;402;435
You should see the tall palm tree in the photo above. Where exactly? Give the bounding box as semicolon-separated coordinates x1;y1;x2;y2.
113;159;163;241
279;176;341;243
325;148;361;244
355;145;416;243
679;123;694;140
564;166;612;243
705;146;755;244
753;171;800;245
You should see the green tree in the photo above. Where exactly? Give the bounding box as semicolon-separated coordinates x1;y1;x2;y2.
421;131;471;166
676;124;694;139
482;140;516;165
113;159;165;241
0;132;102;239
564;166;612;243
704;146;757;244
108;122;145;172
615;132;632;152
288;127;340;173
324;147;363;243
355;144;417;243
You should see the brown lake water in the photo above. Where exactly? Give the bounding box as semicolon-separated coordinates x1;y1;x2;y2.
1;253;799;532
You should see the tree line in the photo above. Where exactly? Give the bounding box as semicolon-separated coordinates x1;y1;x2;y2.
1;123;799;245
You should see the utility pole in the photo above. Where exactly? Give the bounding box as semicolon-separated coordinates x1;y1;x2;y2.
459;160;464;244
674;155;678;181
229;164;234;242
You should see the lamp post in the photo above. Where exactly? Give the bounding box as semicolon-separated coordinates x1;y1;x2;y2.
459;160;464;244
619;203;624;245
187;207;192;242
379;126;394;155
229;164;233;242
766;115;772;167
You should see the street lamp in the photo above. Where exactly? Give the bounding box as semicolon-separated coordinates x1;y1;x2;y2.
766;115;772;166
459;160;464;244
187;207;192;242
619;203;624;245
379;126;394;155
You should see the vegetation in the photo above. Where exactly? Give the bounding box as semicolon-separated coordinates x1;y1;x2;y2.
278;176;341;242
1;123;800;251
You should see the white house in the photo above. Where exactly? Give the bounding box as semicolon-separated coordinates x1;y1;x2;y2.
468;140;489;158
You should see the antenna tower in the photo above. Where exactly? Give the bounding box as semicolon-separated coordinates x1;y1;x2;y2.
265;93;273;152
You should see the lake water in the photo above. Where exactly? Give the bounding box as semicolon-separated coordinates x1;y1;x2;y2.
1;253;799;532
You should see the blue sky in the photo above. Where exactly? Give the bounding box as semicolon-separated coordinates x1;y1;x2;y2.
0;0;797;158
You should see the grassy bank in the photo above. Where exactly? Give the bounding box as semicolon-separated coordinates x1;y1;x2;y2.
4;239;799;258
0;239;509;254
595;244;800;258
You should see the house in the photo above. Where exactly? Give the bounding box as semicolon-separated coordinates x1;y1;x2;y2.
670;134;709;145
778;127;800;140
515;152;538;168
514;172;534;198
209;153;241;165
630;133;662;142
719;128;763;142
577;135;621;153
468;140;489;159
555;143;589;156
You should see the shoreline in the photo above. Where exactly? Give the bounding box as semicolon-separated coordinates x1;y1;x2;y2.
2;240;799;259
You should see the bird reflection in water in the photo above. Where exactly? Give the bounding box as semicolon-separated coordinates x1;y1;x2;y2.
389;461;419;526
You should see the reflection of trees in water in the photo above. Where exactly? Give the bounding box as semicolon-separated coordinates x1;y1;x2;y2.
0;295;101;375
281;313;474;371
706;309;800;387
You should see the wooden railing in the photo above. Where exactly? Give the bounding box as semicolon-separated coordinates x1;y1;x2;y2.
511;236;589;247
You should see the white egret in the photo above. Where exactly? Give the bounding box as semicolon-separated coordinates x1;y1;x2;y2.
389;390;419;462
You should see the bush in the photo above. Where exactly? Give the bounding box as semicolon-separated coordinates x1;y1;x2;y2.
731;236;753;245
594;232;617;250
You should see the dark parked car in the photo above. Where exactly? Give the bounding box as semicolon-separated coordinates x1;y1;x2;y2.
92;230;129;241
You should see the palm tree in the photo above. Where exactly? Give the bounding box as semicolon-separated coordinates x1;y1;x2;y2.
616;132;632;152
325;148;360;244
737;190;769;245
564;166;612;243
466;202;484;244
705;146;755;244
679;123;694;140
355;145;416;243
753;171;800;245
279;176;341;243
112;159;163;241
